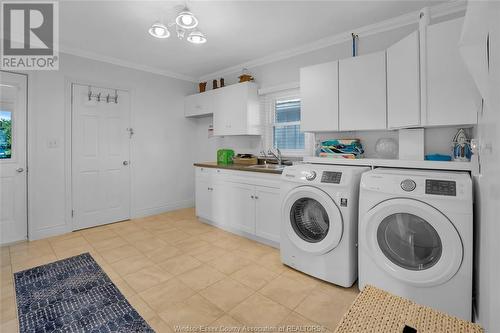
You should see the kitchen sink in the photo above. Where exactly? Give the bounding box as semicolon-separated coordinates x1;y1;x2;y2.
248;164;286;170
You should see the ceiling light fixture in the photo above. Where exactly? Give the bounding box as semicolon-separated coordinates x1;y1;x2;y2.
175;9;198;29
187;30;207;44
148;6;206;44
148;22;170;39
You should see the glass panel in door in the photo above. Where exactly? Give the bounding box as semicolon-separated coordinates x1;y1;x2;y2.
290;197;329;243
377;213;442;271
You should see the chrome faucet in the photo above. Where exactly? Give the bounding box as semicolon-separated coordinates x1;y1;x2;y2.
268;148;283;166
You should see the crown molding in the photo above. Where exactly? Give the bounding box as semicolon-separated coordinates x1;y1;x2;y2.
198;0;467;81
59;45;198;83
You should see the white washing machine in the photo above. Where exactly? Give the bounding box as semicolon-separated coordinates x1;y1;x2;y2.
280;164;369;287
358;168;473;320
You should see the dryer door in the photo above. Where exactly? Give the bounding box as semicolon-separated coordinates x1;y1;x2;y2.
283;186;343;255
361;198;463;287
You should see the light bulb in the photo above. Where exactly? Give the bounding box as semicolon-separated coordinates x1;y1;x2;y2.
181;15;193;26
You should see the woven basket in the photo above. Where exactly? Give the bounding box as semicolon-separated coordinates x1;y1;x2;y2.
334;285;483;333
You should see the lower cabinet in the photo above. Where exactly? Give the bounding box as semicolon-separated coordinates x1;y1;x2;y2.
195;168;281;246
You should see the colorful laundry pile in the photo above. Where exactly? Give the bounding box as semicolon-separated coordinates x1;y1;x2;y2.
318;139;364;159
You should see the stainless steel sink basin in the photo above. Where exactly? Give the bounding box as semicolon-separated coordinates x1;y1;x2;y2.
248;164;285;170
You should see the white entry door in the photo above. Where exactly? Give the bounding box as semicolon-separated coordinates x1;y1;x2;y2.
0;71;27;244
72;84;131;230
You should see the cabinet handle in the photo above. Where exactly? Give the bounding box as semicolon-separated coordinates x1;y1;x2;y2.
250;195;254;199
254;196;259;199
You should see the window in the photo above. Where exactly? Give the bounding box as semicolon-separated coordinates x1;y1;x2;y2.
0;110;12;159
273;98;305;150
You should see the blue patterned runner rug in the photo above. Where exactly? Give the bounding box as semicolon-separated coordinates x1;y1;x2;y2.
14;252;154;332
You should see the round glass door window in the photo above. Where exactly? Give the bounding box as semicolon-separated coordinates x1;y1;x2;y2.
377;213;442;271
290;198;329;243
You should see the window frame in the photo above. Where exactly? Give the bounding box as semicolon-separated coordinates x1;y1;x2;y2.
263;89;313;157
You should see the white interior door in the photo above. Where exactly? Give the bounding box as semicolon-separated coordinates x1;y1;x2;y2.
0;71;27;244
72;84;131;230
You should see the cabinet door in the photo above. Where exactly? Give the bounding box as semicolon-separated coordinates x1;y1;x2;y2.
213;84;245;136
226;183;256;234
339;51;387;130
426;17;480;126
195;176;213;220
185;92;213;117
387;31;421;128
255;186;281;244
300;61;339;132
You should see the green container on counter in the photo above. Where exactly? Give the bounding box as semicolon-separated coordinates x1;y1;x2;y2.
217;149;235;165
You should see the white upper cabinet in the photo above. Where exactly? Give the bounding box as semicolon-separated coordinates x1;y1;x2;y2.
300;61;339;132
213;82;261;136
424;17;481;126
387;31;421;128
185;90;214;117
339;51;387;131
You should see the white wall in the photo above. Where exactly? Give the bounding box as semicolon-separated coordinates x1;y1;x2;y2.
27;53;196;240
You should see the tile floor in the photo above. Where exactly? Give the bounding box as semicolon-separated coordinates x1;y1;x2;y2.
0;208;359;333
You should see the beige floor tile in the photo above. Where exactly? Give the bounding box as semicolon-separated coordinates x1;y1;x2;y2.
230;264;279;290
207;253;253;275
210;314;243;328
259;275;317;310
0;282;14;301
214;236;249;251
233;242;273;262
255;251;286;274
147;316;173;333
53;245;94;260
120;230;155;243
174;237;211;253
0;319;18;332
49;236;90;252
158;254;202;276
0;296;17;324
158;294;224;328
198;230;231;243
177;264;225;291
229;293;290;327
145;245;183;264
110;222;142;234
90;236;128;251
157;229;192;244
110;254;155;276
0;266;13;285
113;278;136;299
281;267;322;288
9;239;49;253
191;246;227;263
139;278;196;312
182;223;214;236
133;237;168;253
123;265;173;293
127;294;156;320
199;277;254;312
9;243;54;264
279;312;326;331
11;253;58;273
0;251;10;268
82;229;118;243
99;244;142;263
294;284;358;331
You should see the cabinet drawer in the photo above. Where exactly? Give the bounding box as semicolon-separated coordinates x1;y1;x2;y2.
185;92;213;117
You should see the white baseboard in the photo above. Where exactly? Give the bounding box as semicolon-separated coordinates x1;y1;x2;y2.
132;199;195;219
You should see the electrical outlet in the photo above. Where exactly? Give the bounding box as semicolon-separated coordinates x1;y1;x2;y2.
47;139;58;148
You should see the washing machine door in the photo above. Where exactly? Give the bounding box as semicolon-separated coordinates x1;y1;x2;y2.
283;186;343;255
361;198;463;287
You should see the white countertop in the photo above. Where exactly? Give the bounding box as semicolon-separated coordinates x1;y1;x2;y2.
303;156;475;171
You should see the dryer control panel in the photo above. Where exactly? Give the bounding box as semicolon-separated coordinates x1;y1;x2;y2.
425;179;456;196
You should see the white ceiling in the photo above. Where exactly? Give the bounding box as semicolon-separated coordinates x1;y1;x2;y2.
60;1;449;81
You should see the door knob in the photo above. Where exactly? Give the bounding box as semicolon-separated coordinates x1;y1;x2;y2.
16;167;24;173
123;161;129;166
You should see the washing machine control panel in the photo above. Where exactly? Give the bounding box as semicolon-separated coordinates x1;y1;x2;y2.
425;179;457;196
321;171;342;184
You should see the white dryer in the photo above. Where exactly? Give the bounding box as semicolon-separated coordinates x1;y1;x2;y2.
358;168;473;320
280;164;369;287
